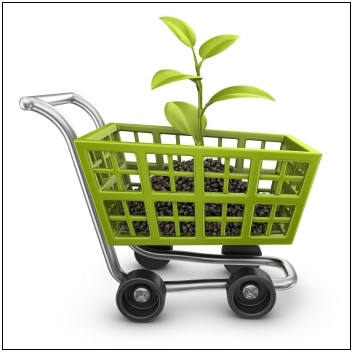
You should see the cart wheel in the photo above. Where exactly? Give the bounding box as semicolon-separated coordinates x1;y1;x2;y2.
116;269;166;322
222;245;262;273
134;246;173;270
226;267;276;319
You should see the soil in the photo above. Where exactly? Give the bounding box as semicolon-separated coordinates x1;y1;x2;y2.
128;158;271;236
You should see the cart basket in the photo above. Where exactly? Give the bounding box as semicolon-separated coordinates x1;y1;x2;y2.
74;123;321;246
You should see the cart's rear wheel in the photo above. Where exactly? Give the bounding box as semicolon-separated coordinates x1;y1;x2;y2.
116;269;166;322
226;267;276;319
222;245;262;273
134;246;173;270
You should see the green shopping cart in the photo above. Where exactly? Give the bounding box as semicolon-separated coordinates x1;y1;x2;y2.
20;93;321;322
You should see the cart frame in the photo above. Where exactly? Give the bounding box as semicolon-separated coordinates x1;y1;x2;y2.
20;93;298;316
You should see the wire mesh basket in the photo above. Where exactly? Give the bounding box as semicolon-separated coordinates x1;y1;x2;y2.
74;122;321;246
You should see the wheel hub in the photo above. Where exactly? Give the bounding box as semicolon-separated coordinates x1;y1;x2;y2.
133;286;151;303
242;284;259;300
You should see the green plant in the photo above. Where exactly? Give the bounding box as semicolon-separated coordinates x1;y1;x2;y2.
152;16;275;146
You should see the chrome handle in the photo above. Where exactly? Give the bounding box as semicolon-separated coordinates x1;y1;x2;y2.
20;92;74;107
19;92;105;129
19;93;126;283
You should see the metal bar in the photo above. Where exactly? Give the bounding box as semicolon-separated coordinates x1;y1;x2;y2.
166;279;227;292
28;92;74;106
71;94;105;128
131;246;297;291
19;94;126;283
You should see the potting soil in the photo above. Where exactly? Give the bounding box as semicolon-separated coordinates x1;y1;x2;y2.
128;158;271;236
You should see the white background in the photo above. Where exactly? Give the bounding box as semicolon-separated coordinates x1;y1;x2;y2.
3;2;350;349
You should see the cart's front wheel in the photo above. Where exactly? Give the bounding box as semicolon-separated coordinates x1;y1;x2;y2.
116;269;166;322
134;246;173;270
227;267;276;319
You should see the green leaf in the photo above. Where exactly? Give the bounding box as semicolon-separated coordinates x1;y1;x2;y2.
151;69;201;90
199;35;239;60
207;85;275;106
164;101;207;138
160;16;196;48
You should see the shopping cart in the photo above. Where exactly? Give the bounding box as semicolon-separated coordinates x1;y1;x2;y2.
20;93;321;322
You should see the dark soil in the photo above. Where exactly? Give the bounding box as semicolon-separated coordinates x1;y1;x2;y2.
128;158;271;236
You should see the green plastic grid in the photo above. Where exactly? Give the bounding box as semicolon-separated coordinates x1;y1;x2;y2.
74;123;321;245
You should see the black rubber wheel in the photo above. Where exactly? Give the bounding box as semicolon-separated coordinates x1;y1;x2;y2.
116;269;166;322
222;245;262;273
226;267;276;319
134;246;173;270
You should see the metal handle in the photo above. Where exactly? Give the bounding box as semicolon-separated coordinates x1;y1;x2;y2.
20;92;74;106
19;92;105;129
19;93;126;283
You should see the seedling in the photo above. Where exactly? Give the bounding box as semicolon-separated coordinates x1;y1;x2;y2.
152;16;275;146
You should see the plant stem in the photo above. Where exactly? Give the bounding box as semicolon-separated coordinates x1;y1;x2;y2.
192;48;204;146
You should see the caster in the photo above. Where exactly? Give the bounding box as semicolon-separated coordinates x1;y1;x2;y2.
116;269;166;322
226;267;276;319
134;246;173;270
221;245;262;273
